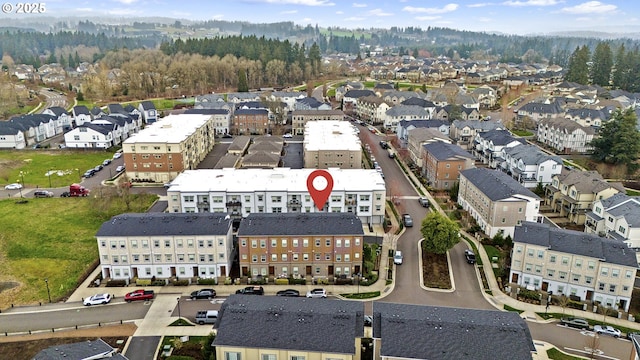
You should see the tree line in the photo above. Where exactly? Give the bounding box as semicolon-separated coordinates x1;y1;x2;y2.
565;41;640;92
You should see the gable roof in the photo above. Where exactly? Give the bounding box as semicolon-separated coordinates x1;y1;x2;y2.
401;97;435;108
398;119;448;130
478;129;525;146
555;170;624;194
343;89;376;98
96;213;232;237
107;103;127;115
503;144;562;165
452;119;503;132
139;100;155;110
234;108;268;116
238;213;364;236
539;117;596;134
214;295;364;353
46;106;68;116
460;168;539;201
184;108;230;115
0;122;21;135
514;221;638;267
72;105;91;116
373;302;534;360
386;105;430;117
423;141;473;161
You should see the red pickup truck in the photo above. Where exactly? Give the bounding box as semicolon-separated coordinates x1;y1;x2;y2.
124;289;155;302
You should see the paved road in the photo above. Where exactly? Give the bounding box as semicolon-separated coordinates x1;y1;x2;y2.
125;336;161;360
37;88;67;112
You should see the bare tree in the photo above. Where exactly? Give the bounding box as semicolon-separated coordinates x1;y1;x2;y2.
584;334;601;359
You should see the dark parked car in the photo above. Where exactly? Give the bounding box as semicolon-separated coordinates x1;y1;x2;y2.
60;191;70;197
464;249;476;264
190;289;216;300
276;289;300;297
379;141;388;149
236;286;264;295
402;214;413;227
83;169;95;178
364;315;373;327
560;317;590;330
94;164;103;172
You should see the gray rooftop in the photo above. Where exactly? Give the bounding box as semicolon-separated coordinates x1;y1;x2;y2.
96;213;232;237
602;194;640;227
372;302;534;360
452;119;503;132
33;338;128;360
423;141;473;161
238;213;364;236
460;168;540;201
478;129;525;146
214;295;364;354
538;117;596;134
503;144;562;165
514;222;638;267
386;105;430;117
555;170;625;194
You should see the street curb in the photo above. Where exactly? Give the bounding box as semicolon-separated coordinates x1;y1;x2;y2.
418;238;455;293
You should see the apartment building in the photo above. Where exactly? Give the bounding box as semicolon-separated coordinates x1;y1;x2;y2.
167;168;386;225
406;127;451;167
214;295;364;360
422;141;474;190
355;95;391;125
373;302;535;360
237;212;364;279
122;113;215;183
184;108;232;135
458;168;541;238
545;169;624;225
586;193;640;250
290;109;344;135
95;213;233;281
449;119;503;150
510;221;637;312
537;117;595;154
232;108;269;135
473;129;525;168
303;120;362;169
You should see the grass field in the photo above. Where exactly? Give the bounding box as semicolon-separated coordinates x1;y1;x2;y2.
0;193;157;307
0;150;117;188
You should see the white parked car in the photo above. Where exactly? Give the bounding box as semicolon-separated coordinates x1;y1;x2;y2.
4;183;23;190
394;251;403;265
594;325;621;338
306;288;327;298
83;293;112;306
113;152;123;159
283;133;293;138
116;165;125;173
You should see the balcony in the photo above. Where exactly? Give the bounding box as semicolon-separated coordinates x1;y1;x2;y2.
226;200;241;207
288;199;300;205
345;199;356;205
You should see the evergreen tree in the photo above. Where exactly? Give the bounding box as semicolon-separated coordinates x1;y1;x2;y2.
565;45;590;84
237;68;248;92
590;108;640;172
612;44;628;89
590;42;613;86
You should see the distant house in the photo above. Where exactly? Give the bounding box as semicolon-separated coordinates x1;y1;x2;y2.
185;108;232;135
449;119;503;150
396;119;449;148
214;295;364;360
458;168;541;238
517;100;564;123
422;141;474;190
294;96;331;111
373;302;535;360
406;127;451;167
269;91;306;110
227;92;262;103
107;103;127;115
473;129;525;168
0;123;26;149
138;100;157;124
383;105;431;131
586;193;640;250
342;89;376;115
232;108;269;135
33;338;128;360
42;106;71;134
291;109;345;135
355;95;391;125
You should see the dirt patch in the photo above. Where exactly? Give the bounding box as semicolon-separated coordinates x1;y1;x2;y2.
0;324;136;360
422;251;451;289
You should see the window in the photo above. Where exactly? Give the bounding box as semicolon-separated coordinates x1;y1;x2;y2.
525;263;532;271
252;240;257;248
572;274;580;282
527;249;534;257
609;284;616;293
336;239;342;248
225;353;241;360
535;265;542;273
262;355;276;360
260;239;266;248
561;256;569;265
271;254;277;261
574;259;582;268
598;282;605;291
325;239;331;246
537;250;544;259
601;267;609;276
516;246;522;254
198;240;204;248
559;271;567;280
291;356;305;360
549;255;556;263
131;240;138;248
612;269;620;278
547;269;555;277
303;239;309;247
315;239;321;247
293;239;298;247
626;270;633;279
282;239;287;247
588;261;595;270
281;254;288;261
252;255;258;263
585;276;593;284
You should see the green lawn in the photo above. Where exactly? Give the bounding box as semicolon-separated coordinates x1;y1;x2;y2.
0;193;157;306
511;129;534;137
0;150;116;188
546;348;585;360
483;244;501;263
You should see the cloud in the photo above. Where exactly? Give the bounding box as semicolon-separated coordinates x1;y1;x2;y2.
560;1;616;14
108;8;138;15
415;16;442;21
402;4;459;14
336;10;344;14
367;8;393;16
281;9;298;14
344;16;365;21
468;2;493;7
477;17;492;22
75;7;93;12
352;2;367;7
114;0;137;4
248;0;335;5
502;0;561;6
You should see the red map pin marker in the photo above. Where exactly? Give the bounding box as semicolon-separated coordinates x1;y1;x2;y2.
307;169;334;210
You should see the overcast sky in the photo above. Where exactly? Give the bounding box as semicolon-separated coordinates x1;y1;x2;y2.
2;0;638;35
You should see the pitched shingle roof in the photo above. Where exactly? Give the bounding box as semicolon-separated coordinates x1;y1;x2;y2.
478;129;525;146
238;213;364;236
503;144;562;165
96;213;232;237
214;295;364;353
33;338;128;360
554;170;624;194
386;105;430;117
373;302;535;360
423;141;473;161
514;221;638;267
452;119;503;132
343;89;376;98
460;168;539;201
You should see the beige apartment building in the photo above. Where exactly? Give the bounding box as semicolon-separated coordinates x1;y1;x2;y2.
303;120;362;169
545;169;624;225
422;141;474;190
95;213;233;281
458;168;541;238
291;109;345;135
237;213;364;279
510;221;637;312
122;113;215;182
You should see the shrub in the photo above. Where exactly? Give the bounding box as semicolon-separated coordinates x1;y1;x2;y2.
335;277;354;285
172;280;189;286
151;280;166;286
316;278;329;285
274;278;289;285
197;278;217;285
289;277;306;285
224;277;232;285
249;278;267;285
518;289;540;301
136;279;152;286
360;273;379;286
106;279;127;287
